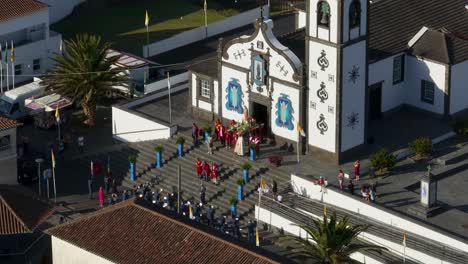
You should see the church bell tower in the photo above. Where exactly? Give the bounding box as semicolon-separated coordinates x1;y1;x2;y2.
306;0;368;162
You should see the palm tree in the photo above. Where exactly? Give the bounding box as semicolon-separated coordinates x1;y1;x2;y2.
41;34;130;126
281;212;387;263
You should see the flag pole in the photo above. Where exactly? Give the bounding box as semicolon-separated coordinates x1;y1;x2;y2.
145;10;150;57
0;43;3;94
5;42;8;91
204;0;208;38
167;72;172;124
256;176;264;247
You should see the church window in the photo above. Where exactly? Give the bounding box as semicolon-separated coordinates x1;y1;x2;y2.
421;80;435;105
200;79;211;99
349;0;361;28
392;55;405;84
317;1;330;28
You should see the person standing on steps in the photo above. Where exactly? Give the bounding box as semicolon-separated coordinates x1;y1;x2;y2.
337;169;345;190
98;187;104;208
225;130;232;149
348;180;355;195
195;158;203;179
207;134;213;155
247;220;255;242
354;160;360;181
88;174;94;199
192;123;199;146
202;161;211;182
211;162;219;185
218;124;226;146
200;184;206;204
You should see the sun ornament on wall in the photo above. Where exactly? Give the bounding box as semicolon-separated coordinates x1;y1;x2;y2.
346;112;359;130
348;65;360;84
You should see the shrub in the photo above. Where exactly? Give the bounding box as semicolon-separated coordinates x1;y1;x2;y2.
237;177;245;186
128;155;137;163
452;118;468;135
230;197;238;206
175;135;185;145
241;162;251;170
154;145;164;153
408;137;432;157
369;148;396;173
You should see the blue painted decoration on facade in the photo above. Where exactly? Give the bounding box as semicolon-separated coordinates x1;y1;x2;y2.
225;78;244;114
275;93;295;130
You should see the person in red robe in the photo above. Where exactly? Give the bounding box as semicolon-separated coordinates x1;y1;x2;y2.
202;161;210;182
258;123;266;143
210;162;219;184
214;119;222;140
229;119;237;130
218;125;226;146
225;130;232;149
195;158;203;179
354;160;360;181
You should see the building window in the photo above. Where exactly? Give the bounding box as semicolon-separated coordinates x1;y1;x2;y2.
392;55;405;84
0;135;10;151
349;0;361;28
421;80;435;105
200;79;210;99
33;59;41;71
14;64;22;75
317;1;330;28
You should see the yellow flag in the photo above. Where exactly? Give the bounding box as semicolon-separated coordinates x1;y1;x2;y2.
297;122;306;137
55;105;60;123
261;178;266;189
10;41;14;63
51;149;56;168
145;10;149;27
324;205;327;217
256;228;260;247
189;204;193;218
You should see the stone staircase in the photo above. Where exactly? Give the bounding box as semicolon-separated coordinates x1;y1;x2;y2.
113;133;292;226
261;192;468;264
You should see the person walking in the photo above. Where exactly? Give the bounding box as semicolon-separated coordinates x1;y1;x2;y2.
218;124;226;146
211;162;219;185
195;158;203;179
202;161;210;182
77;135;84;153
207;134;213;155
271;180;278;200
354;160;360;181
98;187;104;208
88;175;94;199
192;123;199;146
318;176;326;192
337;169;345;190
200;184;206;204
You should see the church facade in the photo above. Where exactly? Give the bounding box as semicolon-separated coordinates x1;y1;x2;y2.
189;0;468;163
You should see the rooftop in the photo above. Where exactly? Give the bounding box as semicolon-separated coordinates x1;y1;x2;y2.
0;0;48;23
46;198;284;264
106;49;151;69
0;116;20;131
0;185;54;235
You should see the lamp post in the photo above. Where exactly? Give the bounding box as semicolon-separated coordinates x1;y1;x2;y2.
35;158;44;197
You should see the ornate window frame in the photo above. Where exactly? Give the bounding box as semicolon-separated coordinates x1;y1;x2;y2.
196;74;215;104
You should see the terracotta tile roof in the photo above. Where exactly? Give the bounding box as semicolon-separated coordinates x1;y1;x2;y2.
0;0;48;23
46;199;283;264
0;185;55;235
0;116;19;131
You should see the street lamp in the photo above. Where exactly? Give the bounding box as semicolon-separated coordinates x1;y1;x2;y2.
35;158;44;197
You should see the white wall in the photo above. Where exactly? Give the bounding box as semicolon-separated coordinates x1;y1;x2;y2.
213;80;219;114
270;82;299;142
112;107;173;142
0;127;17;184
340;41;366;151
307;42;337;153
405;56;446;114
51;237;114;264
144;72;188;94
40;0;85;23
368;55;406;113
290;174;468;253
450;60;468;115
297;10;306;29
256;206;384;264
144;6;270;57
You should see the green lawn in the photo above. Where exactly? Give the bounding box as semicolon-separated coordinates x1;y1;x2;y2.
51;0;251;56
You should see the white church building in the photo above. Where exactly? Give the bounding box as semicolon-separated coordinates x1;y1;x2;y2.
189;0;468;163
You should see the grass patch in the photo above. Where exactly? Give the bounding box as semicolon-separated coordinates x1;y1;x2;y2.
51;0;245;55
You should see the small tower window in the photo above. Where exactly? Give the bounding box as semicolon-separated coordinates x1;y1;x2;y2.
317;1;331;28
349;0;361;28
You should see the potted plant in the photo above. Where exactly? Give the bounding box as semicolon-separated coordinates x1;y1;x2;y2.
154;145;164;168
408;137;432;160
230;197;238;217
369;148;396;176
175;135;185;157
237;177;245;201
249;143;257;161
202;125;212;143
128;155;137;181
241;162;251;183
